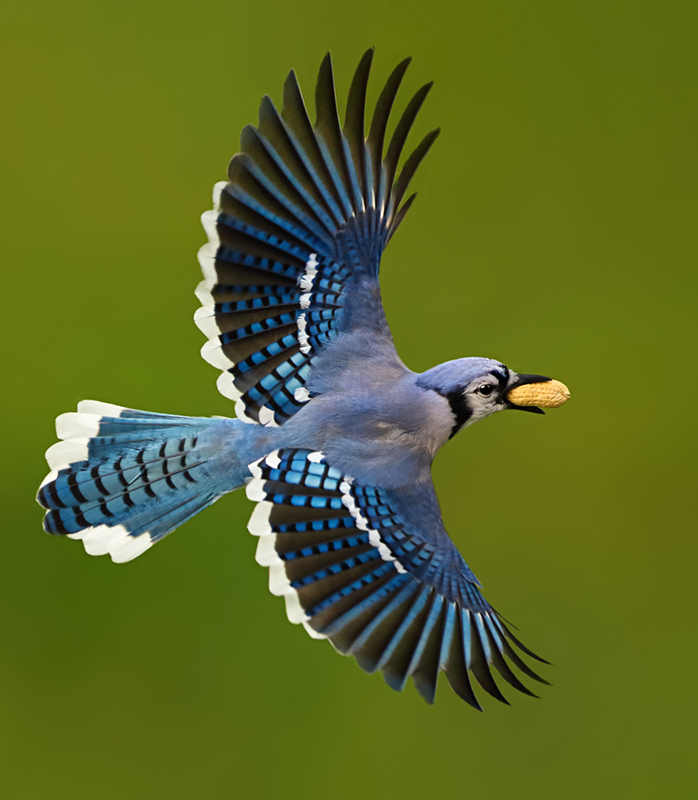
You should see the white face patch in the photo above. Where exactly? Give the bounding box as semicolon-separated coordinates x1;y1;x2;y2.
460;378;506;427
463;394;501;426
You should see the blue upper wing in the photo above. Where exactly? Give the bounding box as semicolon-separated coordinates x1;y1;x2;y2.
195;50;438;426
247;448;549;707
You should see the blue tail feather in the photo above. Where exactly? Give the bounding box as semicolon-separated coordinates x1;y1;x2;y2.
37;402;246;563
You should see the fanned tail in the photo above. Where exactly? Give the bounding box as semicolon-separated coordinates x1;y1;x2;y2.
37;401;241;562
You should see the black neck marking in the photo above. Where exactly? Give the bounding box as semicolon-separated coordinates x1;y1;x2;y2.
437;388;472;439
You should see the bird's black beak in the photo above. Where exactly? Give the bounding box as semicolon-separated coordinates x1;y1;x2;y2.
504;374;552;415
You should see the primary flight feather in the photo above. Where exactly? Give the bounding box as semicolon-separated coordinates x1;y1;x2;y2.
37;50;569;708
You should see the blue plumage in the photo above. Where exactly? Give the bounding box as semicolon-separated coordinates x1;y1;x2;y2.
38;402;257;561
37;50;569;706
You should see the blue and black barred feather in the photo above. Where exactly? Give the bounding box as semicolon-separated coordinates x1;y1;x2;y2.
37;404;228;562
195;49;438;427
248;449;548;707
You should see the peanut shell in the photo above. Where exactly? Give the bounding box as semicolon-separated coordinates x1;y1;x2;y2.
506;379;570;408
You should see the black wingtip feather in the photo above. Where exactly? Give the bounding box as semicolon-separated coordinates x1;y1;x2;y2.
391;127;440;215
315;53;339;129
231;53;438;266
384;81;434;192
444;615;482;711
343;49;374;202
366;57;412;192
500;637;551;685
499;619;552;665
469;621;510;705
484;627;539;698
282;68;347;228
386;192;417;243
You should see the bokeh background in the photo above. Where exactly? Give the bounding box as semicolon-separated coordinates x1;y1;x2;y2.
2;1;696;798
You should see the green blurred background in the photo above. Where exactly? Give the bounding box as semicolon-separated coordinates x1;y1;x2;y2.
2;1;696;797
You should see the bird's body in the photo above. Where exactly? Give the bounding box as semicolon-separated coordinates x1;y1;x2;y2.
37;51;569;707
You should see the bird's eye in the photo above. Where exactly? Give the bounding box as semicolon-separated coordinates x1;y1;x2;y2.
476;384;495;397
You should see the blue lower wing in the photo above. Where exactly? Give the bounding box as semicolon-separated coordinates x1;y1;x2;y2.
246;449;549;707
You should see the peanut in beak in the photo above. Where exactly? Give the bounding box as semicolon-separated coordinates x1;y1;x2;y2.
506;379;571;408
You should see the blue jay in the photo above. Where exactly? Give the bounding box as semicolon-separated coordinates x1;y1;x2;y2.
37;50;570;708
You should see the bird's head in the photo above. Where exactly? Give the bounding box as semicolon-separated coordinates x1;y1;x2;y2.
417;357;570;439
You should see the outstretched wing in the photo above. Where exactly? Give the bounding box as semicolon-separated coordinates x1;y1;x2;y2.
247;449;549;708
195;50;438;427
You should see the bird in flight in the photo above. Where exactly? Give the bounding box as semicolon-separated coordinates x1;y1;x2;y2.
37;50;570;708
